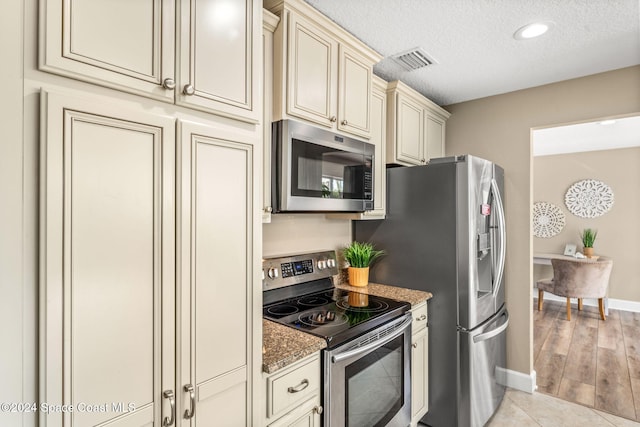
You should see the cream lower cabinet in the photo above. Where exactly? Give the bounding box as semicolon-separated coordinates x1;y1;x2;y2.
40;0;260;123
264;354;322;427
411;302;429;426
40;91;260;427
387;80;450;166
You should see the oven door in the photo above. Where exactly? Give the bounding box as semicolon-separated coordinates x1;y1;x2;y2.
274;119;374;212
324;313;412;427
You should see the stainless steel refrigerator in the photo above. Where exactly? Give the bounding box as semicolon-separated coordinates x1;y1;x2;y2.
353;155;509;427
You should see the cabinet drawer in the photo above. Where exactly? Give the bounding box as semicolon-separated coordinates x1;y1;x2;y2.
412;302;428;333
268;356;321;418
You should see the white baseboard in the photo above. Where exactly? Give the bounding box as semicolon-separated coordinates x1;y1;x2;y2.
497;367;537;393
534;291;640;313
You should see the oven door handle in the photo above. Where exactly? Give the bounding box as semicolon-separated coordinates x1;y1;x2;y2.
331;314;412;364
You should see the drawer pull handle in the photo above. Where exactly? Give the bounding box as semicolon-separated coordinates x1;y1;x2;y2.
416;314;427;321
162;390;175;426
412;342;418;348
314;405;323;414
183;384;196;419
287;379;309;393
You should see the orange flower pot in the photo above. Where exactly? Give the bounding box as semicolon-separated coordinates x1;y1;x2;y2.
348;267;369;287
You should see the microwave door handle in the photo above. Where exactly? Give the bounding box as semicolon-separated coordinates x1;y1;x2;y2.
490;178;506;299
332;314;412;364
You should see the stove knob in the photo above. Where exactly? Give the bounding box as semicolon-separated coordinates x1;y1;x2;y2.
327;259;336;268
318;260;327;270
268;267;279;279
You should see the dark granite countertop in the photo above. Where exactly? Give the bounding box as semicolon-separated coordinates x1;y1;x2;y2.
262;319;327;374
262;281;432;374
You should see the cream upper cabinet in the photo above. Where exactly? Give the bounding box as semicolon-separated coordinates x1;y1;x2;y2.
391;90;425;165
425;112;446;160
40;91;261;427
176;0;260;122
40;0;261;123
338;45;373;137
387;80;451;166
410;302;429;427
286;12;338;127
267;0;380;139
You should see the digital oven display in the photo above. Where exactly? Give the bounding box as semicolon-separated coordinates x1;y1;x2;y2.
281;259;314;278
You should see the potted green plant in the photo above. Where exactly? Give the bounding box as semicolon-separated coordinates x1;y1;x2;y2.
343;241;385;287
580;228;598;258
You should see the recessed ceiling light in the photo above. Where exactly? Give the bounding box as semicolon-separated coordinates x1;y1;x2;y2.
599;120;617;126
513;22;554;40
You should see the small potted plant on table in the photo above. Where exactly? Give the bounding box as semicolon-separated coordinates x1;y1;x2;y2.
343;241;385;287
580;228;598;258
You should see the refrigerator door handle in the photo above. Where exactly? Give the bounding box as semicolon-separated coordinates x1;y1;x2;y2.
491;178;506;299
473;310;509;343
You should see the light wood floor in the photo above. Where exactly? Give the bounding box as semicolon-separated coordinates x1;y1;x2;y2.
534;299;640;421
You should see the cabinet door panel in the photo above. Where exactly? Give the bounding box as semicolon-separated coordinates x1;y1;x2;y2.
194;139;249;380
196;369;248;426
411;328;429;423
40;0;174;101
338;45;371;138
40;92;175;427
396;94;424;165
425;113;445;160
178;0;260;122
287;14;337;127
179;121;255;426
268;396;321;427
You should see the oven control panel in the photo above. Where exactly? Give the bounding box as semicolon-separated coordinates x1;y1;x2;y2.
262;250;339;291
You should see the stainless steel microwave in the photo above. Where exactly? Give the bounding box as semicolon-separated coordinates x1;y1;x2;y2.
272;120;375;213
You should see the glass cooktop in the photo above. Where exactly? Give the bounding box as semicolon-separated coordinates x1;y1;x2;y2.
263;288;409;348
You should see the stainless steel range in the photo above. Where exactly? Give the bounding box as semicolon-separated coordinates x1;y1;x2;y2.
263;250;412;427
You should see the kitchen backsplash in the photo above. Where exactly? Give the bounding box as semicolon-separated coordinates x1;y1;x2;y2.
263;214;351;260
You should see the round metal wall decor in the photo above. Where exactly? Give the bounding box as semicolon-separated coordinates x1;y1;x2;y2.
564;179;614;218
532;202;566;238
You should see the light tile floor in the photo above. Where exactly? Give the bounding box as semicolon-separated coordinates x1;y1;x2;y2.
487;388;640;427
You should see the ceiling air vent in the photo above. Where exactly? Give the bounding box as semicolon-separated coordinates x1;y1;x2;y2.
391;48;437;71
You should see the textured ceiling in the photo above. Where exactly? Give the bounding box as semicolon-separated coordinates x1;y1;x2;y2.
303;0;640;106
